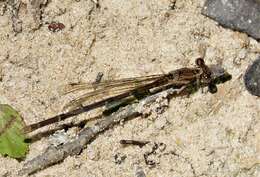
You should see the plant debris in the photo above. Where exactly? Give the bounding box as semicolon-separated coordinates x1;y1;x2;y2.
0;104;29;159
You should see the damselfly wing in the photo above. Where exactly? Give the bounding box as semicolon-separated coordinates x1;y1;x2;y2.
62;74;167;111
23;59;215;133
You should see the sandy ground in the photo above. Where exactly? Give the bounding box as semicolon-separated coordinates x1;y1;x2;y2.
0;0;259;176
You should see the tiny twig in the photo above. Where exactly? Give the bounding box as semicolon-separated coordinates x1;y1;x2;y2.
120;139;150;148
19;87;183;175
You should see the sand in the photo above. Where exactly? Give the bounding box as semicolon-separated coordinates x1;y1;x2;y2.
0;0;259;176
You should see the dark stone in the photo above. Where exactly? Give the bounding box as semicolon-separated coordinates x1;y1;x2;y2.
202;0;260;41
244;56;260;96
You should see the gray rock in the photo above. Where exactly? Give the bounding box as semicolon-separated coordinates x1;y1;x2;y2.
244;56;260;96
202;0;260;41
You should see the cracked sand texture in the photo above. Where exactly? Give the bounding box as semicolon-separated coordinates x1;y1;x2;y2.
0;0;259;176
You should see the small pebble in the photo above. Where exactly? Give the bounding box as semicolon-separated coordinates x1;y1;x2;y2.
87;147;100;161
244;56;260;96
114;153;127;164
48;130;70;146
233;49;247;65
95;72;104;83
134;165;146;177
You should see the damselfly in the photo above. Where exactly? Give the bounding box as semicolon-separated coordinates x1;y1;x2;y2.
23;58;231;133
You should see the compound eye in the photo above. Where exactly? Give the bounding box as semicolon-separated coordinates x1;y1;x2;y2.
195;58;205;67
208;84;217;94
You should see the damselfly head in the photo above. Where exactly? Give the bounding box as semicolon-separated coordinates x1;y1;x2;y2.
202;64;232;93
209;66;229;79
208;65;232;85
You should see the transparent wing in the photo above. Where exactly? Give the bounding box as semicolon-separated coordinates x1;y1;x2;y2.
61;74;164;94
62;74;166;111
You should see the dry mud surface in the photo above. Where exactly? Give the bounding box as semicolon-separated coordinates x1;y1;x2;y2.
0;0;259;176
